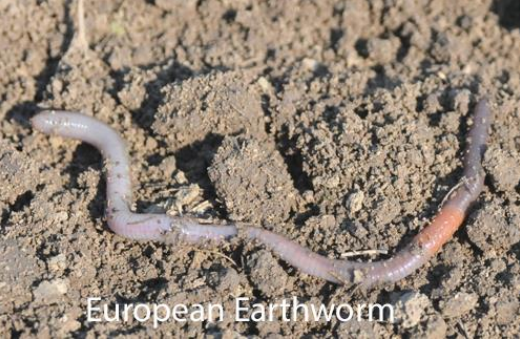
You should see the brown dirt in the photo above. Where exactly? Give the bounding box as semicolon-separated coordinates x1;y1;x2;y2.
1;0;520;338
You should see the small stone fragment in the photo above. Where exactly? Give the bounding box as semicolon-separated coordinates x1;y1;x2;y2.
47;254;67;273
393;291;431;328
33;279;69;304
345;190;364;214
439;292;478;318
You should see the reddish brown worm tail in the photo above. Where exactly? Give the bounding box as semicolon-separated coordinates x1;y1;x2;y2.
31;98;491;288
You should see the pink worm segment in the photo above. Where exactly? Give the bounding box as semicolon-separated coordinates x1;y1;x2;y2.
31;99;491;288
30;112;238;243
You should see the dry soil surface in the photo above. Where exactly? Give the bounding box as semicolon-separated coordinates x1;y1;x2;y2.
1;0;520;338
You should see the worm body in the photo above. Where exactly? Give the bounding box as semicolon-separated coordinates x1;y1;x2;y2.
31;112;238;243
31;98;491;288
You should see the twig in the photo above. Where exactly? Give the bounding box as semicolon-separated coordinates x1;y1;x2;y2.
341;249;388;257
77;0;88;51
193;248;237;267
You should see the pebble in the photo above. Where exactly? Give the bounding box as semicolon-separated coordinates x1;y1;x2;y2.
34;279;69;304
439;292;478;318
393;291;431;328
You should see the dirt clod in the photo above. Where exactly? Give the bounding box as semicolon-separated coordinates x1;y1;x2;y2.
438;292;478;318
466;200;520;253
209;135;296;225
153;70;267;150
245;250;290;297
33;279;69;305
393;291;431;329
484;146;520;192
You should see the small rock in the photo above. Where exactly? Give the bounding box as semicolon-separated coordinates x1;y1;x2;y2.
302;58;320;71
54;211;69;223
47;254;67;273
145;137;158;150
393;291;431;328
302;190;315;203
450;88;471;113
174;170;188;184
34;279;69;304
423;93;442;114
160;156;177;177
345;190;364;214
319;214;336;230
59;318;81;334
366;37;399;64
494;296;519;325
257;77;272;93
439;292;478;318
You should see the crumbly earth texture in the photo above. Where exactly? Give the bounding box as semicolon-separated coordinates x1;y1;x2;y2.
1;0;520;338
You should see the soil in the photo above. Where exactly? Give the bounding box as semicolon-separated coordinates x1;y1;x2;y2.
1;0;520;338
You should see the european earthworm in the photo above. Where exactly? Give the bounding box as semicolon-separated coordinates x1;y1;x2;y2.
31;98;491;288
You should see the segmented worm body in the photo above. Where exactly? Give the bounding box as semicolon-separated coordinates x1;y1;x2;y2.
31;98;491;288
